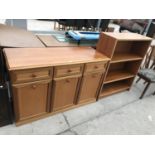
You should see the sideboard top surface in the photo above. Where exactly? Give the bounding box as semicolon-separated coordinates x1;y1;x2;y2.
4;47;110;70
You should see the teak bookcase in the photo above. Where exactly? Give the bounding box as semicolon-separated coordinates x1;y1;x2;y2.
97;32;152;98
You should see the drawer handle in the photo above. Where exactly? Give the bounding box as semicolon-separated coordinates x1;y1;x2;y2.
66;79;70;83
67;69;72;73
94;66;99;69
32;85;37;89
31;74;37;78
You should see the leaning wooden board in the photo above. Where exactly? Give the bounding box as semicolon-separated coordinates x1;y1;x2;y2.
4;47;110;125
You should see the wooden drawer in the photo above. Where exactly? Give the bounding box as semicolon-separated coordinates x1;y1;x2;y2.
84;62;106;74
54;64;83;78
11;68;52;84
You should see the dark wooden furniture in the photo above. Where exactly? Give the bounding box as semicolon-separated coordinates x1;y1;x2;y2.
100;19;110;31
96;32;152;98
0;83;13;127
137;69;155;99
4;47;109;125
0;24;44;127
136;40;155;98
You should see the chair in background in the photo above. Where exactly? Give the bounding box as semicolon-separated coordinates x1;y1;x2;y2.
99;19;110;31
56;19;76;30
137;68;155;99
119;19;148;34
136;43;155;99
75;19;87;30
86;19;98;31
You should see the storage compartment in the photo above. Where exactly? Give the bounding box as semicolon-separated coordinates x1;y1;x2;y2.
105;61;141;84
11;68;51;84
112;41;150;63
54;64;83;78
84;62;106;74
51;76;81;111
100;78;133;97
78;72;103;104
12;80;51;121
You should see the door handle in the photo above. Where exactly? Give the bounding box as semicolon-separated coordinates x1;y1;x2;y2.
31;85;37;89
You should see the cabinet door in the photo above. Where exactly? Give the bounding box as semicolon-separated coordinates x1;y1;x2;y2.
13;80;51;121
51;76;80;111
78;72;103;104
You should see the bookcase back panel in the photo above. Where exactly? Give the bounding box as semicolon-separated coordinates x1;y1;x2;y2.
126;60;142;75
109;61;141;75
131;41;151;57
114;42;132;53
114;41;150;58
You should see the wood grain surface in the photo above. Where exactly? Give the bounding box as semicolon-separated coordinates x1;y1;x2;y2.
4;47;110;70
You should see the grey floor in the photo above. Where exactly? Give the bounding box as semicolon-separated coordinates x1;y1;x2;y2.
0;78;155;135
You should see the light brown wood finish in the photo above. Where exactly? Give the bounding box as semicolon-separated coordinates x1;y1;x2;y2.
105;70;134;84
5;47;109;125
0;24;44;47
54;64;83;78
12;79;51;121
37;35;78;47
111;53;142;63
78;72;103;104
10;68;52;84
103;32;152;41
100;80;130;98
97;32;152;98
84;62;106;74
4;47;109;71
51;75;81;111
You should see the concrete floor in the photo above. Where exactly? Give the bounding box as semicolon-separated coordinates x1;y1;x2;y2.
0;79;155;135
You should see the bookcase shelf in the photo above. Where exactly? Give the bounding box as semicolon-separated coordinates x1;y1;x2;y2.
111;53;142;63
100;80;130;98
105;70;134;84
97;32;152;98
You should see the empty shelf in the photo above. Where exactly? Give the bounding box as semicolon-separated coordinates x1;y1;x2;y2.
105;70;134;84
111;53;142;63
100;81;130;98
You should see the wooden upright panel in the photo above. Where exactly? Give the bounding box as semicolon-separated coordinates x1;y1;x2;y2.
97;33;117;58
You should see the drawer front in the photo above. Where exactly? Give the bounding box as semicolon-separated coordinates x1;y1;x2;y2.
54;64;83;78
11;68;51;83
85;62;106;73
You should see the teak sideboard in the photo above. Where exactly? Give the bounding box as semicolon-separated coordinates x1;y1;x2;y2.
4;47;109;125
3;32;152;126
